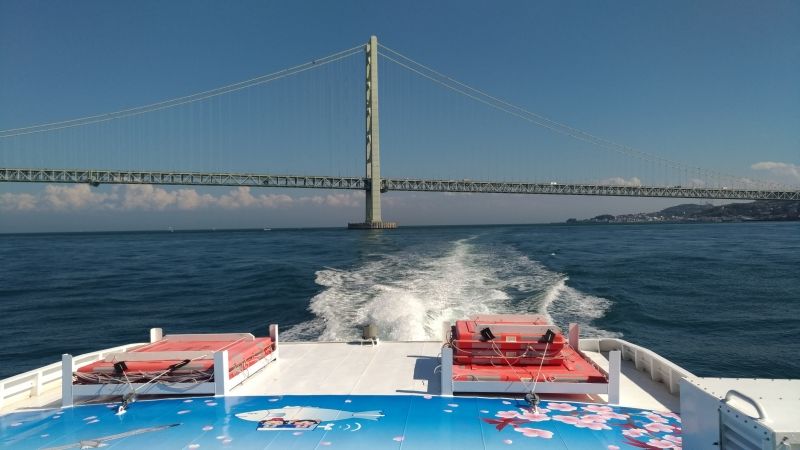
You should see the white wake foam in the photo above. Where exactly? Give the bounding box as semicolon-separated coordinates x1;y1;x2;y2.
283;237;620;341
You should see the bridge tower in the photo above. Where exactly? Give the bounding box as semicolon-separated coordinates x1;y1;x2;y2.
348;36;397;229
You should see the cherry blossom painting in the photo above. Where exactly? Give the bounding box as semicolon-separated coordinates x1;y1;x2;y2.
1;394;681;449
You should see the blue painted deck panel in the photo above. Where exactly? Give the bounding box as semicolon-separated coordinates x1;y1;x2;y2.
1;395;682;449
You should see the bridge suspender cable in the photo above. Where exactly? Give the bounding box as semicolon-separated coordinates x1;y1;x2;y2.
0;44;364;139
378;44;780;190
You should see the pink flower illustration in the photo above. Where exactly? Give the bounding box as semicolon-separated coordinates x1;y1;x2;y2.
513;427;554;439
583;405;614;413
622;428;648;437
553;415;610;430
496;410;521;419
664;435;682;444
656;411;682;422
645;422;675;433
647;438;677;448
552;415;579;424
599;411;629;420
575;419;611;431
519;411;550;422
546;402;577;411
579;414;609;423
645;413;668;423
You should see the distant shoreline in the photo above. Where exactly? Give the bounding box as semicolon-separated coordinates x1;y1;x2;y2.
3;217;800;236
567;200;800;225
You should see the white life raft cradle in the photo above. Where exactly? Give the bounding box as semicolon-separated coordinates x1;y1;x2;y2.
61;325;279;408
440;314;621;403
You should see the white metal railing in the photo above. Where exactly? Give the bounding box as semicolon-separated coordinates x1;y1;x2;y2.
0;343;146;411
579;338;694;395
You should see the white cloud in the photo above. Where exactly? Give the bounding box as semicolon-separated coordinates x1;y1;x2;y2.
751;161;800;180
122;185;177;210
295;192;364;208
217;187;294;209
317;192;362;208
598;176;642;187
0;192;38;211
43;184;116;210
0;184;365;212
175;188;217;210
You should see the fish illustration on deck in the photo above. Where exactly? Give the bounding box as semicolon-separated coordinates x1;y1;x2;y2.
236;406;384;423
42;423;180;449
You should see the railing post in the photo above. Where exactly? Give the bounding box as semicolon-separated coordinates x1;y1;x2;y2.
608;350;621;405
214;350;230;396
150;327;163;343
61;354;74;408
440;347;454;396
568;323;579;349
269;324;279;358
32;370;43;397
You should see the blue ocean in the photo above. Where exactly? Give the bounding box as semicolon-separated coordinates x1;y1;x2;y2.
0;222;798;380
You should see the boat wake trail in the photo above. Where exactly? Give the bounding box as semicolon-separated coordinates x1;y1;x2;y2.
283;238;620;341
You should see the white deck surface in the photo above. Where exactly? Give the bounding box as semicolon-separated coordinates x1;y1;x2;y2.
232;341;679;412
2;341;680;414
233;341;443;397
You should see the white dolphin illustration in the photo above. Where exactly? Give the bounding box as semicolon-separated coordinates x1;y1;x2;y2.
235;406;384;423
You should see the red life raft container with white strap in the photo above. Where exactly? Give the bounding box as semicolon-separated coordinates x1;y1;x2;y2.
445;315;616;397
75;334;274;384
450;314;566;366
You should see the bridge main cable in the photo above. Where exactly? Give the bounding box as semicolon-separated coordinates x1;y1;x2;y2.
0;44;364;138
378;43;788;191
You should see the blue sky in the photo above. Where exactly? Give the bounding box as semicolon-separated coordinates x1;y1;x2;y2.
1;0;798;232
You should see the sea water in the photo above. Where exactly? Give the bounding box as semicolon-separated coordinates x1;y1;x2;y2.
0;222;797;379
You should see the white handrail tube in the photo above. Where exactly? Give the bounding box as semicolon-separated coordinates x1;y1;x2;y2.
723;389;768;421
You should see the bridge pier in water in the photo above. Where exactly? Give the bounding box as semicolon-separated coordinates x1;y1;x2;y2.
348;35;397;230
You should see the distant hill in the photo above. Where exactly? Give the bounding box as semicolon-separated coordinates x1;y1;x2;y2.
570;200;800;224
659;203;715;216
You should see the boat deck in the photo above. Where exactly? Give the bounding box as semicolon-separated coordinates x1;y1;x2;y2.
0;340;692;449
237;341;679;412
1;341;679;414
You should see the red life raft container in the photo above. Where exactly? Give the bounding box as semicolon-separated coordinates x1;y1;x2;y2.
447;314;607;385
450;314;566;366
75;334;274;384
451;345;606;383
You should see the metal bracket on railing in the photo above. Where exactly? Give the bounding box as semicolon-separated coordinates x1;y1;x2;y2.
722;389;768;421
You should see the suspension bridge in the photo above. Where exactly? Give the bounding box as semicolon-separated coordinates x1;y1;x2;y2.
1;36;797;228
